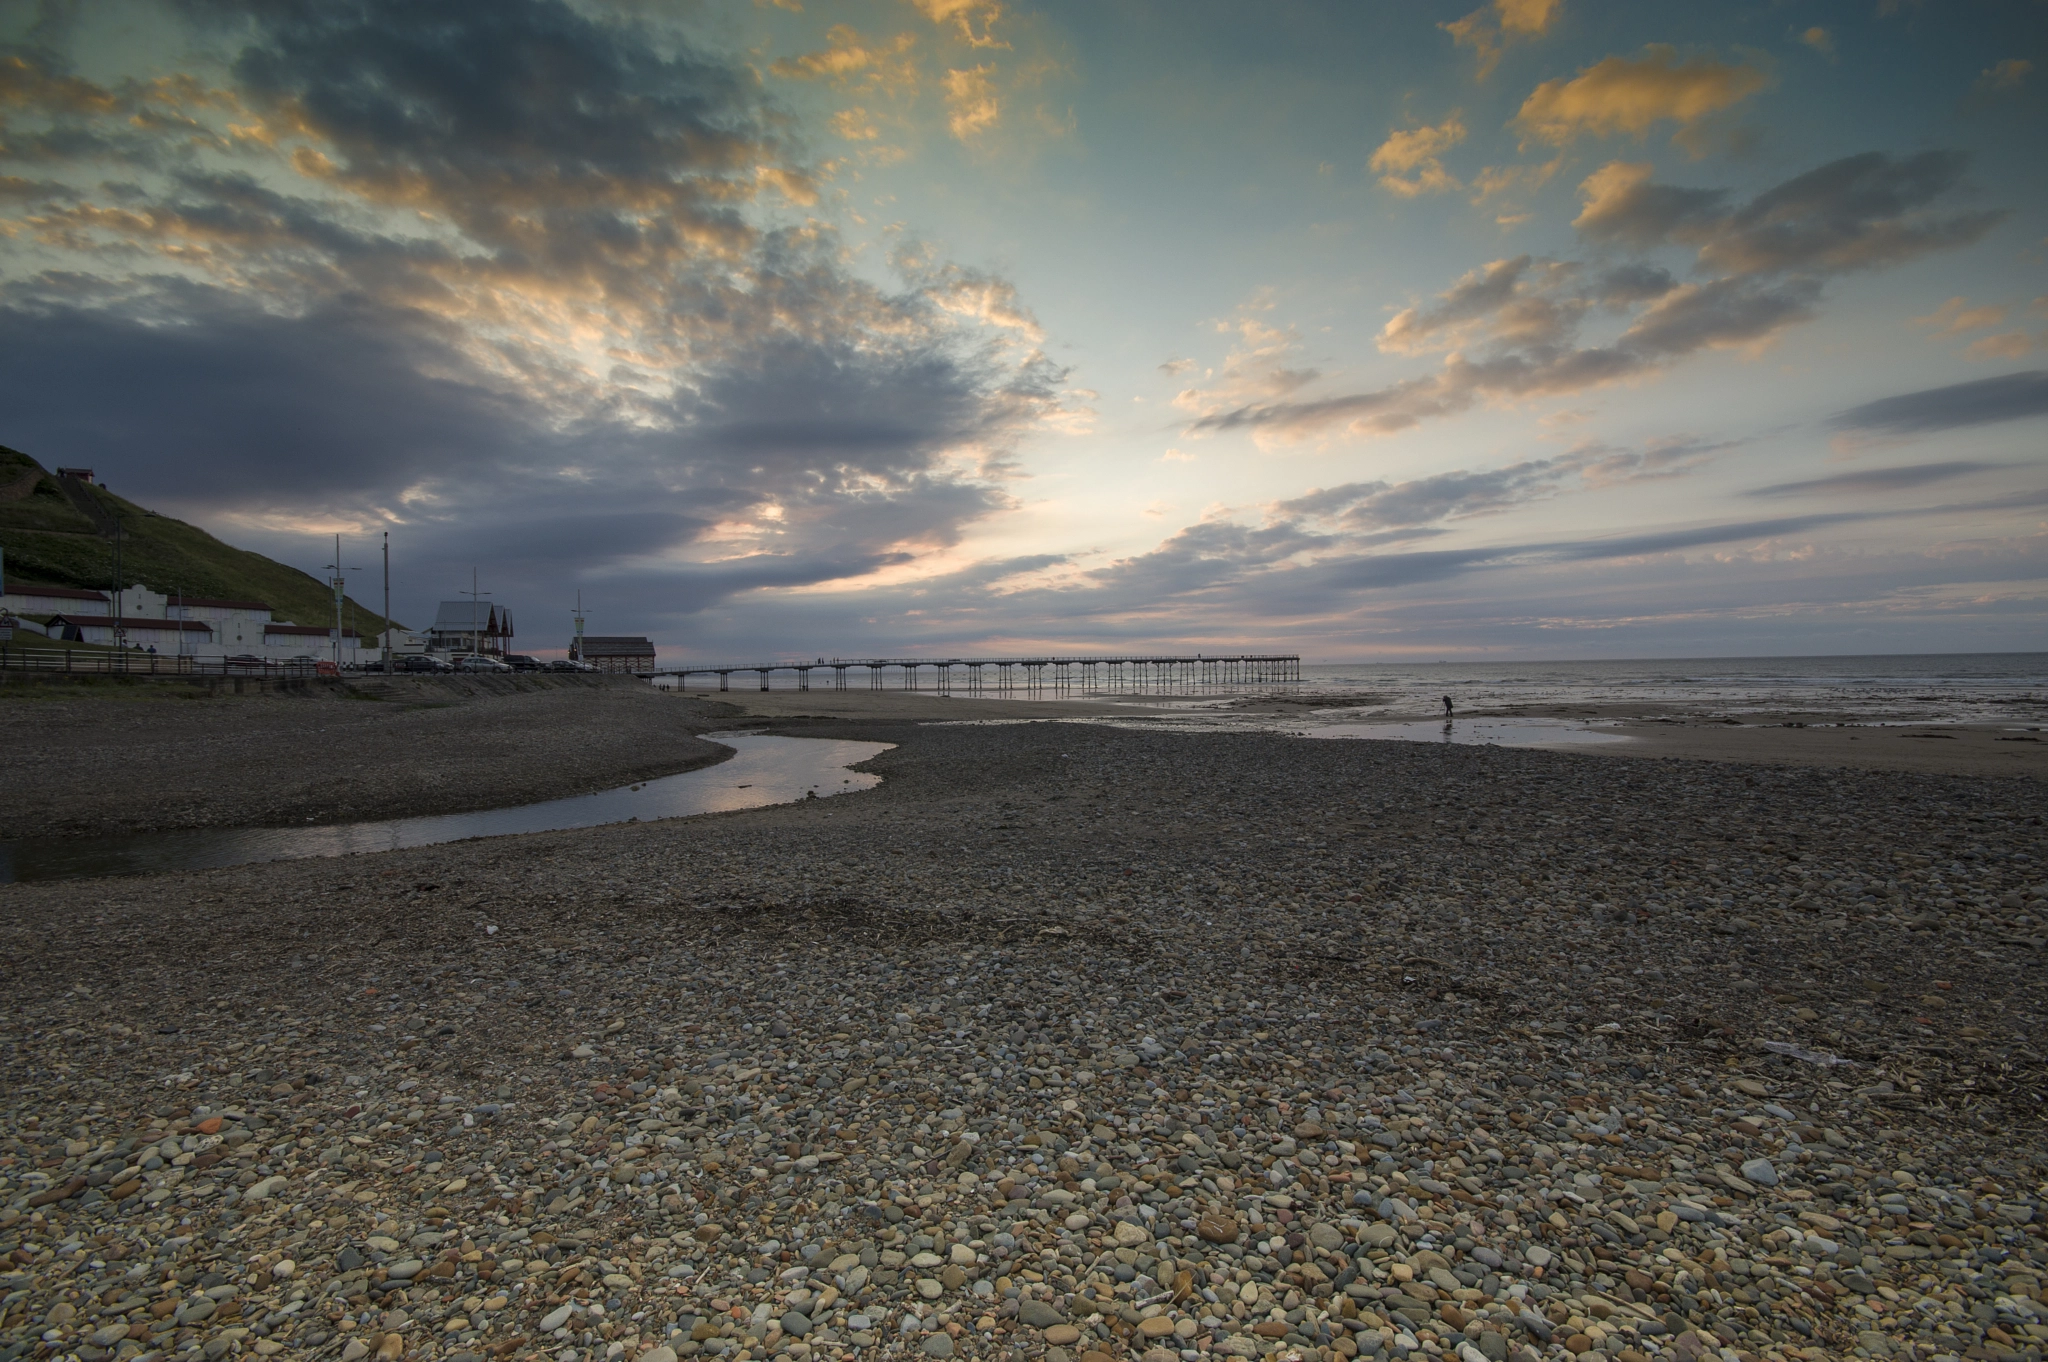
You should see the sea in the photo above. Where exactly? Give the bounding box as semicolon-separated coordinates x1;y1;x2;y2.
1282;653;2048;724
666;653;2048;726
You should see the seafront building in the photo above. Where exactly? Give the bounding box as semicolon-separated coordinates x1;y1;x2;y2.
0;581;362;662
426;600;515;657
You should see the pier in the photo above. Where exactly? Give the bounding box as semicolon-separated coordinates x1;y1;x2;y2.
648;653;1301;695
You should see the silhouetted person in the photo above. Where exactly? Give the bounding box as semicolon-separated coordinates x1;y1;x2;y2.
1442;695;1454;718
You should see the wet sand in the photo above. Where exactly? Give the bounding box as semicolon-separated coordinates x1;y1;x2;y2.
701;685;2048;780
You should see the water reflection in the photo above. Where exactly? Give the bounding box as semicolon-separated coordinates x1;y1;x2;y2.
0;732;889;884
1309;718;1633;747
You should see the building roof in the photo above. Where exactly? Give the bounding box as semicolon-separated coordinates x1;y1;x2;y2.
2;583;111;603
581;635;656;657
263;623;360;637
118;619;214;632
429;600;512;632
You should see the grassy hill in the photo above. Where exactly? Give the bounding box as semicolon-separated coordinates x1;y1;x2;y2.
0;445;398;635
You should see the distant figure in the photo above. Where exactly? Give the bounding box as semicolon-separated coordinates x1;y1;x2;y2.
1442;695;1454;718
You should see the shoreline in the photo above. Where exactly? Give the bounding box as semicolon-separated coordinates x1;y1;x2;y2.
702;686;2048;780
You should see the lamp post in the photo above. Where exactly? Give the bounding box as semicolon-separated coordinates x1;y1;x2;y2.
326;535;363;669
462;570;490;666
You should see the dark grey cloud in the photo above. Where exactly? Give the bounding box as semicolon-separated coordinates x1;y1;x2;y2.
1575;152;2006;278
1831;371;2048;435
1575;175;1727;249
1743;462;1999;497
1183;150;2001;444
0;0;1066;639
1701;152;2006;277
1619;276;1822;357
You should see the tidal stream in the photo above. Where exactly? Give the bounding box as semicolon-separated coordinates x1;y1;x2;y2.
0;732;889;884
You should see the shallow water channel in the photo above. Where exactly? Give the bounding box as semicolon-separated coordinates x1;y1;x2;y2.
0;732;889;884
1307;717;1633;747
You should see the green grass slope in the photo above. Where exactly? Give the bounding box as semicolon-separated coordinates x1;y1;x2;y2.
0;446;398;634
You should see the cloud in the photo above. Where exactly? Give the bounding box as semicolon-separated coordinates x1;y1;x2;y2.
1157;357;1196;377
909;0;1009;50
831;107;880;140
1178;146;2002;447
1572;161;1726;247
1618;276;1822;356
769;26;917;85
1572;152;2005;279
1976;58;2033;93
0;0;1071;628
1695;152;2005;276
1915;296;2007;337
1442;0;1562;80
1964;333;2035;361
1513;45;1767;147
1796;27;1834;58
1369;116;1467;197
941;65;1000;140
1831;371;2048;434
1276;437;1733;533
1744;462;1998;497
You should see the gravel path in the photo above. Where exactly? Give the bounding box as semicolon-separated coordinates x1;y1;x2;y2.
0;721;2043;1362
0;677;734;838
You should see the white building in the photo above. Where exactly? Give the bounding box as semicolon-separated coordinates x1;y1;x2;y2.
0;581;366;662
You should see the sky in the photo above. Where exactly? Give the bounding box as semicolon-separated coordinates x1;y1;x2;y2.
0;0;2044;661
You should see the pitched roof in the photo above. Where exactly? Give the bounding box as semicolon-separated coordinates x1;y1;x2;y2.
429;600;511;632
581;635;655;657
3;582;111;602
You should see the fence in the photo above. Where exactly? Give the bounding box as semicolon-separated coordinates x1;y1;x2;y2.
0;644;339;680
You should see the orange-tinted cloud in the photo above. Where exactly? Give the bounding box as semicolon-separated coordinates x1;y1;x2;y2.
1514;46;1767;146
1369;116;1467;197
1796;27;1834;57
769;26;918;91
1964;333;2034;361
1914;296;2006;338
942;65;1000;140
1976;58;2032;92
910;0;1008;49
1442;0;1563;79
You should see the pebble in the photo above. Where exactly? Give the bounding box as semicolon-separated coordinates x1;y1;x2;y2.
0;718;2043;1362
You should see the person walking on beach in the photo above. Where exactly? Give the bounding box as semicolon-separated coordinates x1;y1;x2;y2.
1442;695;1454;719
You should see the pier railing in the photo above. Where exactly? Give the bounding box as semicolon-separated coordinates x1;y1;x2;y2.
648;653;1302;694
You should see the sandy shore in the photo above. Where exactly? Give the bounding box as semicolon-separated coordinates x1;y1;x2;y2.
0;674;737;838
0;717;2043;1362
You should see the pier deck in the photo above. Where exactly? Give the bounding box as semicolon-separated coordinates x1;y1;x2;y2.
646;653;1301;694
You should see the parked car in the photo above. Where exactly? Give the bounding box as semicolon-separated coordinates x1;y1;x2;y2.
548;658;599;672
395;654;452;673
502;653;546;672
455;654;513;673
224;654;266;670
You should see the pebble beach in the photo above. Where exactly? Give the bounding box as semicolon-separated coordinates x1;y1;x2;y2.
1;702;2044;1362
